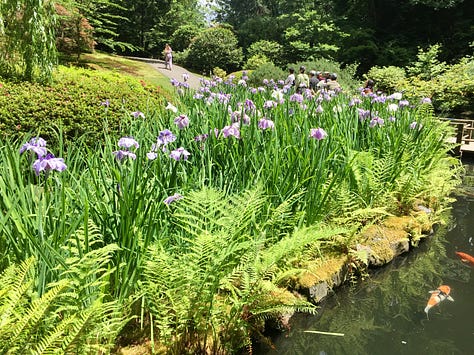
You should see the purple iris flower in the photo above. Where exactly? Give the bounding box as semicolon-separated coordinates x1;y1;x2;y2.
230;111;250;125
101;99;110;107
230;110;241;123
242;114;250;125
410;122;419;129
217;93;231;104
163;193;183;205
157;129;177;146
113;150;137;161
309;128;328;140
245;99;256;113
20;137;47;157
263;100;277;109
349;98;362;106
194;133;209;142
315;104;324;114
118;137;139;149
169;147;191;161
290;93;304;104
421;97;432;104
170;78;180;87
371;95;387;104
399;100;410;108
131;111;145;118
146;152;158;160
32;153;67;176
174;114;190;129
357;108;371;121
221;123;241;139
258;118;275;130
369;117;384;128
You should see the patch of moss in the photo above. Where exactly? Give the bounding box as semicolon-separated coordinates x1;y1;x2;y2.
297;255;348;289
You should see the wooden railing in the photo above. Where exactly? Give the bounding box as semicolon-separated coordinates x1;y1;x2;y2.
439;118;474;156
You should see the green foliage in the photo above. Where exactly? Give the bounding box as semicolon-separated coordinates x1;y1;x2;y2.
0;65;166;146
366;66;406;93
0;53;463;352
278;10;348;62
212;66;227;79
247;62;286;86
0;0;58;82
407;44;447;80
0;224;128;354
433;56;474;113
396;55;474;114
186;26;243;74
142;187;317;353
245;54;271;70
170;24;203;52
247;40;283;66
66;0;135;53
55;3;95;59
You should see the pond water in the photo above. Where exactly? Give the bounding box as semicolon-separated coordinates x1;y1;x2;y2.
257;158;474;355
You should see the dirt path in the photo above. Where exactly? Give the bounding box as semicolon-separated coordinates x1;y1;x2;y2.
126;57;204;90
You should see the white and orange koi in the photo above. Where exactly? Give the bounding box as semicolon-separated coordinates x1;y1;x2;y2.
424;285;454;315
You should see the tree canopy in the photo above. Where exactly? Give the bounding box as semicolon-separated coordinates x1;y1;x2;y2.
0;0;472;81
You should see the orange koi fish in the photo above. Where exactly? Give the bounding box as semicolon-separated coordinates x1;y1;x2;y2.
455;251;474;266
424;285;454;315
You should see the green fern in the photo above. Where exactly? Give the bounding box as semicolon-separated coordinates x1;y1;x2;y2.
142;186;327;353
0;220;129;354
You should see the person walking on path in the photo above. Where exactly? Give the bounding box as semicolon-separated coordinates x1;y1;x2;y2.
164;44;173;70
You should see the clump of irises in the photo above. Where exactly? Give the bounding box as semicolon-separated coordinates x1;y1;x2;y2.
113;137;140;161
20;137;67;176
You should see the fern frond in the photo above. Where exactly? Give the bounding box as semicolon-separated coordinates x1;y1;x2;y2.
9;279;70;348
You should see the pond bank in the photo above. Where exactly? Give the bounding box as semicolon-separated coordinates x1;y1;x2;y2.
289;211;436;307
257;159;474;354
257;158;474;354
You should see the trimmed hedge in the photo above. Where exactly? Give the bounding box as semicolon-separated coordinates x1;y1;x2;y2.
0;65;170;146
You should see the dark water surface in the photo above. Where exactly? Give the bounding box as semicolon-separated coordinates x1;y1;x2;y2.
257;160;474;355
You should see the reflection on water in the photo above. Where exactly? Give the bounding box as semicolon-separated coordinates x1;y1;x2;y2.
258;160;474;355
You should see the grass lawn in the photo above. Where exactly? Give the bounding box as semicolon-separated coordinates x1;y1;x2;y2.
73;52;175;95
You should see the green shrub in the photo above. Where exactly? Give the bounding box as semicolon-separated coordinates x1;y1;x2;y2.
213;67;227;79
397;56;474;115
247;40;283;66
0;65;168;146
366;66;406;93
245;54;271;70
170;24;203;52
397;76;437;106
247;63;286;87
433;57;474;114
186;26;243;74
406;44;447;81
226;70;251;82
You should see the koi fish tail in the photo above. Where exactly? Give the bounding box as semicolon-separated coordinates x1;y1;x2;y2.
424;305;432;314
